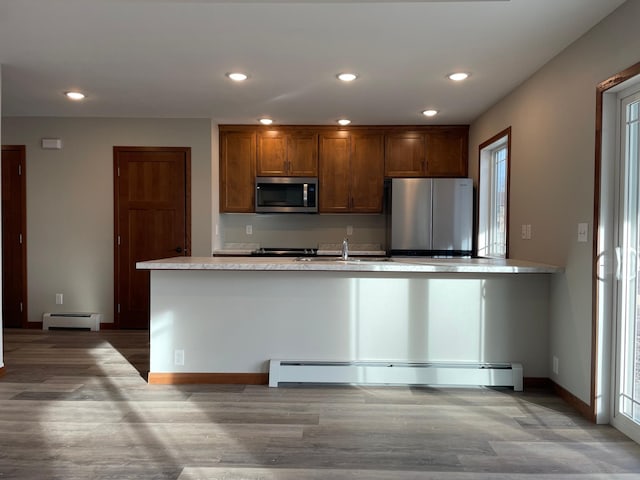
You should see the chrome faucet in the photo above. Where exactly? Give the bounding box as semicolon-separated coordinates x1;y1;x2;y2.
341;237;349;260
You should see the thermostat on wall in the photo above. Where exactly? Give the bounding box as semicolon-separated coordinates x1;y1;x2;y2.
41;138;62;149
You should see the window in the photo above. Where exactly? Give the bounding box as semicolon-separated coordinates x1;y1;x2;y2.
477;128;511;258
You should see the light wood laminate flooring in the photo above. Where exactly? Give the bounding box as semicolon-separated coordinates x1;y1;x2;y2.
1;329;639;480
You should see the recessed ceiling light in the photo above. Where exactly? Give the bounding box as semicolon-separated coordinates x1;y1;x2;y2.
337;119;351;126
64;91;85;100
448;72;469;82
337;73;358;82
227;72;248;82
259;118;273;125
422;109;438;117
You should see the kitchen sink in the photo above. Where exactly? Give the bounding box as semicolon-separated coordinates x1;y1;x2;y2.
295;256;391;262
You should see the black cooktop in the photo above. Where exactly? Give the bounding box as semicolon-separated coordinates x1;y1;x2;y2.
251;247;317;257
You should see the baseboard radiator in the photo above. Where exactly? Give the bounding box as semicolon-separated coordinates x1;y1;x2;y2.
42;313;102;331
269;360;523;391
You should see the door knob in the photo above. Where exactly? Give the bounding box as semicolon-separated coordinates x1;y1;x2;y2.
175;246;183;253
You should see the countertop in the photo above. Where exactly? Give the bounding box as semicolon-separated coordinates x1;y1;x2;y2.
137;256;562;274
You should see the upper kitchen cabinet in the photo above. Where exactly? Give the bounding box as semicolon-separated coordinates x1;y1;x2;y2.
384;132;426;177
256;130;318;177
350;133;385;212
384;126;469;178
319;131;384;213
425;127;468;177
319;132;351;213
219;129;256;213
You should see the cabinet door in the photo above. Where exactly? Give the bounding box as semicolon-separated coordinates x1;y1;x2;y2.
256;132;287;176
350;133;385;213
220;131;256;212
425;129;468;177
319;133;351;213
287;132;318;176
384;133;426;177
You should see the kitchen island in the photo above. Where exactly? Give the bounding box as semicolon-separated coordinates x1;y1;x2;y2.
137;257;561;387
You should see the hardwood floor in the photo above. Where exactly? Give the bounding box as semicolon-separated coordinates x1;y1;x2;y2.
1;328;640;480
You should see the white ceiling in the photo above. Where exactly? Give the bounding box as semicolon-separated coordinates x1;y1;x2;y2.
0;0;627;125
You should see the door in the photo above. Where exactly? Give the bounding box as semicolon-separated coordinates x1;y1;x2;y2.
1;146;27;328
114;147;190;329
612;88;640;442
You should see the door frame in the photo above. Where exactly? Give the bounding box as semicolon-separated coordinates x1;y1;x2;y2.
594;61;640;424
113;146;191;329
1;145;28;329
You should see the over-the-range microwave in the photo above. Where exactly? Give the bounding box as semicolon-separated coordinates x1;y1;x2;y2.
255;177;318;213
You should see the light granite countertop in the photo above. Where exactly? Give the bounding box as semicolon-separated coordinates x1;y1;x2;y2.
137;256;563;274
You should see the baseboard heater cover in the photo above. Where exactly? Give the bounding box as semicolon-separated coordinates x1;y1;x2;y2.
269;360;523;391
42;313;102;331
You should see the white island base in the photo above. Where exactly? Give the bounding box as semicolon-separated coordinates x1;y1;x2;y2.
140;257;558;389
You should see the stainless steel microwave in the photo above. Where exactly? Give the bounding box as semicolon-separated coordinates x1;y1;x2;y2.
255;177;318;213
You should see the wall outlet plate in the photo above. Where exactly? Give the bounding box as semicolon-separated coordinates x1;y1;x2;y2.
174;349;185;366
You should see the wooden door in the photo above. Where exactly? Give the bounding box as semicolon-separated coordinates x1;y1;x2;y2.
287;132;318;176
114;147;190;329
384;133;426;177
319;133;350;213
350;133;385;213
219;131;256;212
425;128;468;177
1;146;27;328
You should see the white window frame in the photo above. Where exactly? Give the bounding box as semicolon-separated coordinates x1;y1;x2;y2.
478;128;511;259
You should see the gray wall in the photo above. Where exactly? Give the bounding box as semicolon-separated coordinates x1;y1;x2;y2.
469;0;640;403
1;117;212;324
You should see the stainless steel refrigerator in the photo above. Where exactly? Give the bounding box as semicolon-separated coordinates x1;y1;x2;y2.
389;178;473;256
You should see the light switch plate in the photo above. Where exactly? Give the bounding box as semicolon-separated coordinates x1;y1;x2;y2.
577;223;588;242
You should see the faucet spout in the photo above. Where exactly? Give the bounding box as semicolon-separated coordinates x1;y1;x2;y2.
341;238;349;260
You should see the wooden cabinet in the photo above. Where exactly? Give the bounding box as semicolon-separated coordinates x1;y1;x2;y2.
384;133;425;177
384;127;468;178
319;133;351;213
350;133;385;212
219;125;468;214
319;132;384;213
425;128;468;177
257;131;318;177
219;130;256;213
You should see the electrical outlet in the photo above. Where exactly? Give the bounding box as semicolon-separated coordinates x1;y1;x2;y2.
521;224;532;240
346;225;353;235
552;356;559;375
56;293;63;305
246;225;253;235
174;349;185;366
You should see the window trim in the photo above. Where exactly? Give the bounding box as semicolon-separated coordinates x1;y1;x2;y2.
477;127;511;259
